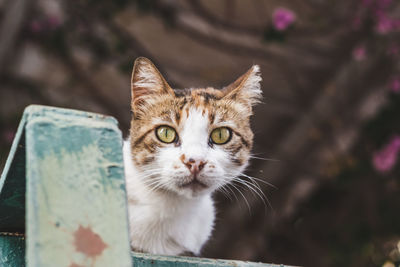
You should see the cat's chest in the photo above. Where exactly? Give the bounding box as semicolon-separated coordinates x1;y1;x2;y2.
127;196;215;255
129;196;213;235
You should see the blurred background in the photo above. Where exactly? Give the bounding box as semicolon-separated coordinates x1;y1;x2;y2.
0;0;400;266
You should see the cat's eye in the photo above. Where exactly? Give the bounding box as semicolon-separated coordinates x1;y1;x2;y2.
210;127;231;145
156;126;177;143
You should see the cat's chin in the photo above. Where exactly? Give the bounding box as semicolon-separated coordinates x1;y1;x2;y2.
174;180;211;199
176;188;210;199
179;179;208;190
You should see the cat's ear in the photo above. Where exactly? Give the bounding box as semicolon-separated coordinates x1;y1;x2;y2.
222;65;262;106
131;57;174;106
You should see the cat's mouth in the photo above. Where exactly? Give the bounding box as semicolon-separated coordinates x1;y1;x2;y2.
178;178;208;190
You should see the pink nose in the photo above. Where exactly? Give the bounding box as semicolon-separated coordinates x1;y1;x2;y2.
180;155;207;176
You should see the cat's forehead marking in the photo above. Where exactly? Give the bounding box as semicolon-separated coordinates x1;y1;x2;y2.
172;88;224;125
179;107;210;158
182;107;209;133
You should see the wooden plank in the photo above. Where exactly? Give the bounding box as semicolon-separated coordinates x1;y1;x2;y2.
132;252;291;267
0;234;25;266
0;236;294;267
23;105;132;267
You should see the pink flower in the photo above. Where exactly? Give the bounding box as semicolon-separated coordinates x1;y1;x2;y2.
390;78;400;93
272;7;296;31
352;45;367;61
376;16;393;34
373;136;400;173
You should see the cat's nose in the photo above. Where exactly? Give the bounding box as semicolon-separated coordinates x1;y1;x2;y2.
181;156;207;175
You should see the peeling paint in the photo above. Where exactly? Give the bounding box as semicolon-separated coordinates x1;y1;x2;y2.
74;225;107;258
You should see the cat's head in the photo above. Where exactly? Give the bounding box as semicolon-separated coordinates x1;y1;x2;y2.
129;57;262;198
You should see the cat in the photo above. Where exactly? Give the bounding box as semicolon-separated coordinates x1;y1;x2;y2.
123;57;262;256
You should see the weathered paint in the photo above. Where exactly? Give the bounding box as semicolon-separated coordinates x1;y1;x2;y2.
73;225;108;258
0;105;132;267
23;105;132;267
0;234;25;266
131;252;294;267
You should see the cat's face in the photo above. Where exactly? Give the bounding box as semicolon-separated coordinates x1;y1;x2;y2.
129;58;262;198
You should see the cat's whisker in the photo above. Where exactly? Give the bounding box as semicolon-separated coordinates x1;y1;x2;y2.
140;168;165;174
232;182;258;206
224;171;272;209
141;183;162;196
219;174;244;201
225;186;239;202
143;179;162;188
226;182;251;213
146;178;166;190
232;177;267;207
233;178;264;202
233;177;273;211
139;172;160;178
238;173;277;189
239;174;274;209
217;186;233;201
140;176;162;187
237;176;267;197
141;176;168;195
249;155;280;162
138;170;162;177
218;181;239;202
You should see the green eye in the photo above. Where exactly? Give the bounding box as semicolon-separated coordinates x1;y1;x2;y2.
210;127;231;145
156;126;177;143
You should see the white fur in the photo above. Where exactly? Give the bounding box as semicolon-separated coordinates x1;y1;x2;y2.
246;65;262;92
239;65;262;105
123;108;246;255
132;64;163;91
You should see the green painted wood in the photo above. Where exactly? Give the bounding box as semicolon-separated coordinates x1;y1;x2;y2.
0;105;132;267
0;235;25;266
0;112;27;232
23;105;132;267
132;252;292;267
